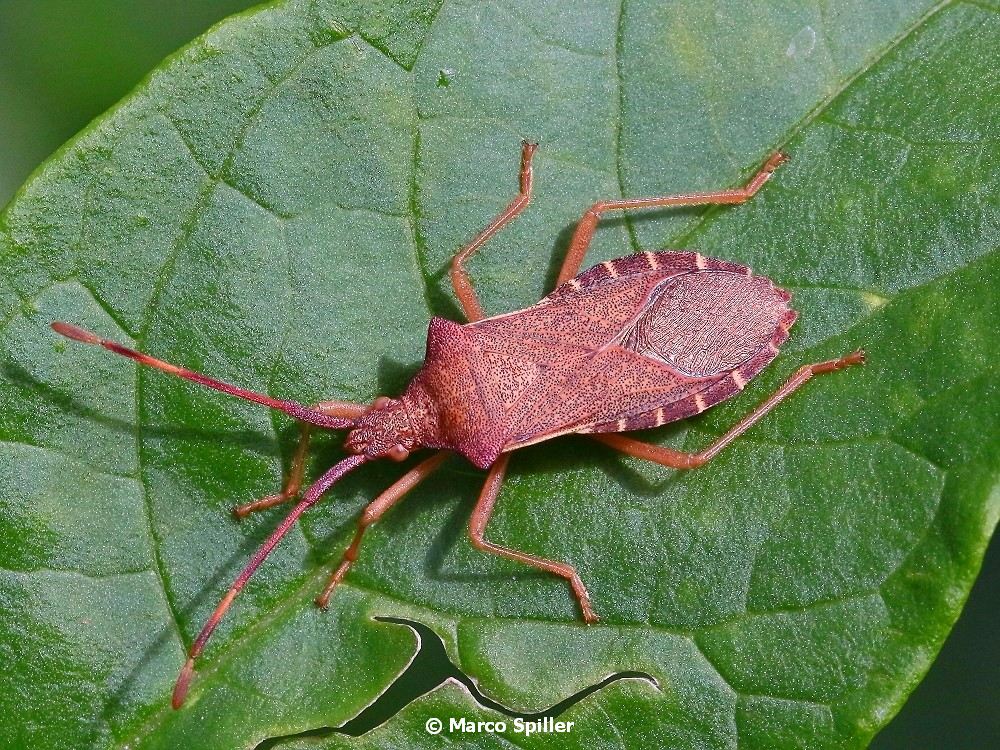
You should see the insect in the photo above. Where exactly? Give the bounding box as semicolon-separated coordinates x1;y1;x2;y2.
52;143;864;708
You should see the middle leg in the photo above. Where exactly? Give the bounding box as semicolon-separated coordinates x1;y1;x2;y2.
469;453;598;623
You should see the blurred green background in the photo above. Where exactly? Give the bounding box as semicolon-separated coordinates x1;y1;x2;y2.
0;0;251;204
0;2;995;746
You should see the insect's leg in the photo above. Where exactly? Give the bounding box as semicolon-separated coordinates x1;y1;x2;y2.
593;350;865;468
233;400;373;518
172;453;368;709
315;451;449;607
468;454;598;623
450;141;537;322
50;322;366;429
233;423;313;517
556;152;788;287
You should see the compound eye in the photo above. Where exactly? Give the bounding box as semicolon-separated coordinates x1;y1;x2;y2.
387;444;410;462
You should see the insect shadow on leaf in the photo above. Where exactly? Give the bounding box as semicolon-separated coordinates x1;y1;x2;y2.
51;144;864;708
3;359;275;456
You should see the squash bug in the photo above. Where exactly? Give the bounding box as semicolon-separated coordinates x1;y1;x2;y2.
52;144;864;708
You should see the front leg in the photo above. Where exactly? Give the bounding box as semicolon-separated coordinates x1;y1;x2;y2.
315;451;449;607
233;400;369;517
450;141;537;322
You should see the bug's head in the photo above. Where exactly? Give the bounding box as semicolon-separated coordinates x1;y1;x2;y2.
344;396;416;461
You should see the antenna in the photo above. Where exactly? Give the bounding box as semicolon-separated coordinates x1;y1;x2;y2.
172;453;369;707
51;322;360;429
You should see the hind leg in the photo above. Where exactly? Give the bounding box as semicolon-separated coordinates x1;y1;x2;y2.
594;351;865;468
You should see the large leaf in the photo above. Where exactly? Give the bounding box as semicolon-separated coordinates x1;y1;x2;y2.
1;0;997;748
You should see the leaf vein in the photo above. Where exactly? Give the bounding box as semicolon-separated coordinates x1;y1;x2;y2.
130;37;336;658
0;565;151;580
664;0;956;251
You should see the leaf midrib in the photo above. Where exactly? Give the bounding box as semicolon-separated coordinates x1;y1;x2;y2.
0;0;974;744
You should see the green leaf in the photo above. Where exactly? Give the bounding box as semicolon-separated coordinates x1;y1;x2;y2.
1;0;997;748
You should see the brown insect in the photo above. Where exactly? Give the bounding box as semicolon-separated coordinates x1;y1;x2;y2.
52;144;864;708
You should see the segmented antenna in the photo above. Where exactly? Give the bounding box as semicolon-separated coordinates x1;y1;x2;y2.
172;453;369;707
51;322;358;429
